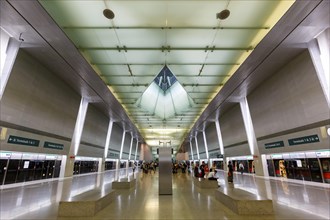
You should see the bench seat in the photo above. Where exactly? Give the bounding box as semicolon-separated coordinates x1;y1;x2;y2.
193;178;219;188
215;186;273;215
58;184;116;217
112;177;136;189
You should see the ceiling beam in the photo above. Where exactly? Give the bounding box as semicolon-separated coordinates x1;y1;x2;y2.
188;92;218;94
80;46;253;51
102;74;156;77
108;84;148;87
113;91;143;93
101;74;229;77
93;63;240;66
109;83;222;87
63;26;269;30
183;83;223;87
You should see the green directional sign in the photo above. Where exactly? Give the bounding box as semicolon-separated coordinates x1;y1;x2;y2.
44;141;64;150
288;134;320;146
7;135;39;147
265;141;284;149
109;152;119;158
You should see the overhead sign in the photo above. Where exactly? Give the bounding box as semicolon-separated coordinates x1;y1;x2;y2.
44;141;64;150
265;141;284;149
7;135;39;147
109;152;119;158
288;134;320;146
209;152;220;158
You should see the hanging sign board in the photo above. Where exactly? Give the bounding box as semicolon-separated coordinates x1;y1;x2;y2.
7;135;39;147
265;141;284;149
44;141;64;150
288;134;320;146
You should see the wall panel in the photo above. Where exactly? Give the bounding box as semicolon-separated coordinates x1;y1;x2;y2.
197;132;205;158
80;104;108;150
123;133;132;154
220;104;247;147
205;122;219;152
0;51;80;139
108;123;123;152
249;51;329;138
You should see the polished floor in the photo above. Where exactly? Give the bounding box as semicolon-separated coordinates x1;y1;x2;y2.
0;168;329;220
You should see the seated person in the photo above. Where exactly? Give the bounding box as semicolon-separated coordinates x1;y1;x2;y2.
194;165;199;177
207;169;218;180
204;164;209;178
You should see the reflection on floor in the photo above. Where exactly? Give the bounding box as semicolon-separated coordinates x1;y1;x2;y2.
0;169;329;220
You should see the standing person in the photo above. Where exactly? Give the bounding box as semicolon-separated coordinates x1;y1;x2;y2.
152;161;156;173
132;162;136;173
239;162;244;175
199;161;205;177
228;161;233;183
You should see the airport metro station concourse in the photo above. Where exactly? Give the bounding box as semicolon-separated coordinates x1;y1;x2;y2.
0;0;329;219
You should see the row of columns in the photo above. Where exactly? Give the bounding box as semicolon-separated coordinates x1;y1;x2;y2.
189;97;263;175
189;28;330;176
0;37;141;178
64;98;140;177
1;29;329;178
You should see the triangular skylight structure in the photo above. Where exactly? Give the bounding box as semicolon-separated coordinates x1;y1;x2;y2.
154;65;177;92
136;66;194;120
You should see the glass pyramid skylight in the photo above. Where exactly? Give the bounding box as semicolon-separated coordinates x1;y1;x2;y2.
136;66;194;120
154;66;177;92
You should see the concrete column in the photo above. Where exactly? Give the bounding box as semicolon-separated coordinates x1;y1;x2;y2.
189;140;194;160
0;37;22;101
215;120;226;171
194;136;200;160
308;28;330;108
240;97;264;176
202;131;209;160
159;148;172;195
128;135;134;160
64;97;89;177
215;120;225;155
101;120;113;172
119;130;126;159
134;141;139;161
115;159;120;180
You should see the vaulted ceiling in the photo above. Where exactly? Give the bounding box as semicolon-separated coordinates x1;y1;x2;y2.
3;0;328;154
37;0;294;149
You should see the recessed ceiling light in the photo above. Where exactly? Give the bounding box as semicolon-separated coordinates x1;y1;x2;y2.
103;9;115;19
216;9;230;20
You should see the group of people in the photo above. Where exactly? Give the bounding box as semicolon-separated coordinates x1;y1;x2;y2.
227;161;245;183
137;160;246;184
193;161;218;180
172;161;190;173
141;161;157;174
191;161;246;183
